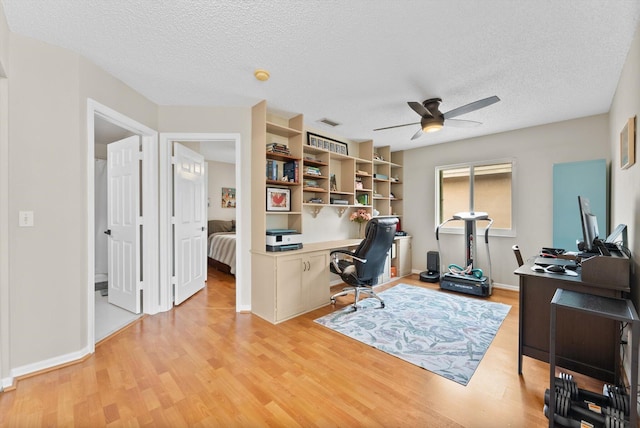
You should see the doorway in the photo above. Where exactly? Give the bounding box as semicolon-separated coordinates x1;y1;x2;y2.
159;133;241;312
86;99;159;349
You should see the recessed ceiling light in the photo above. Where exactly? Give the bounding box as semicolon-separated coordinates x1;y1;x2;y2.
254;69;270;81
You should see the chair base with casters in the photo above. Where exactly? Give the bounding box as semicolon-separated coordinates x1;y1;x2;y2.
329;253;386;310
329;217;398;311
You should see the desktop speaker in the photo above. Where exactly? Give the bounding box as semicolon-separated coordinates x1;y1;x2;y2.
420;251;440;283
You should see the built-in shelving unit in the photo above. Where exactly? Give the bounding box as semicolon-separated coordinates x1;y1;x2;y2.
251;100;408;323
251;100;304;252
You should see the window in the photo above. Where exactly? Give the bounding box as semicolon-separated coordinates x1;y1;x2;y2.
436;160;514;234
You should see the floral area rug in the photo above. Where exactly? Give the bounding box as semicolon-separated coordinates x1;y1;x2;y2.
314;283;511;385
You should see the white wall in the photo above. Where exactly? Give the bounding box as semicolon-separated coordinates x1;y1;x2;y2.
403;114;610;287
610;22;640;309
207;160;236;221
609;22;640;383
0;0;10;385
8;34;85;368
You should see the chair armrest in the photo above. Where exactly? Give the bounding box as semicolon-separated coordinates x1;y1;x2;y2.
330;249;367;263
330;249;355;257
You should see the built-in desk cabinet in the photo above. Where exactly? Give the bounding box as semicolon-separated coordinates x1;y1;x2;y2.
253;250;329;323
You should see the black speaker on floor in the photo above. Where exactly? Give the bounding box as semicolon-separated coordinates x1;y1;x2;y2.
420;251;440;283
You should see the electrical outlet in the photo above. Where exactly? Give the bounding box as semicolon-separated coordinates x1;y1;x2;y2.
19;211;34;227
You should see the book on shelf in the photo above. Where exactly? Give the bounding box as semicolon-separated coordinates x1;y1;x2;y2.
356;194;369;205
266;159;278;181
283;160;299;183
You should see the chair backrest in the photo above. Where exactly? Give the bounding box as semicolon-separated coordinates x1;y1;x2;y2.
352;217;399;284
512;244;524;267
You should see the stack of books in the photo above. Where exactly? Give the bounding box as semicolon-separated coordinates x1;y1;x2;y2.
304;166;321;176
266;143;290;155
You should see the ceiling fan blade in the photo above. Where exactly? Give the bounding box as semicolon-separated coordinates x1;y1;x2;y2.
444;118;482;128
442;95;500;119
410;128;423;140
408;101;433;118
373;121;420;131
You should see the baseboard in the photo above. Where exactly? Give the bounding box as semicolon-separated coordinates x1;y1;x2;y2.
9;346;92;384
492;282;519;292
1;375;14;391
237;304;251;312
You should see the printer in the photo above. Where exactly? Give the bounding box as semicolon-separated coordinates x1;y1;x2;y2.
266;229;303;252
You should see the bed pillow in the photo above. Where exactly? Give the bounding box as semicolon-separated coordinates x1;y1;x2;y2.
208;220;235;234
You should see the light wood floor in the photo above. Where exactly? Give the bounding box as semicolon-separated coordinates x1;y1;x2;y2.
0;270;605;427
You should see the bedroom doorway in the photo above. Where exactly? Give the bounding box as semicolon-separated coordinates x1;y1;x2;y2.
159;133;241;312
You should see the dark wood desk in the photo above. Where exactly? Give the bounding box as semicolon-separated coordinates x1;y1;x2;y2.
515;255;630;382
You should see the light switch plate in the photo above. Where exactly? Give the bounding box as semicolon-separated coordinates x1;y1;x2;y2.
19;211;34;227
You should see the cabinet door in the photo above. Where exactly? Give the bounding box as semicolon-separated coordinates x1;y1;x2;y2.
398;238;412;276
304;252;329;309
276;255;305;321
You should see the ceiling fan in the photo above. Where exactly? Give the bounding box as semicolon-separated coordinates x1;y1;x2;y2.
374;95;500;140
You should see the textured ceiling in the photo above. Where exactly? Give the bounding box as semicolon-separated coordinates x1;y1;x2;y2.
3;0;640;151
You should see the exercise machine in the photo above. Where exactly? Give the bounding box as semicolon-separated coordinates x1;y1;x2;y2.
436;211;493;297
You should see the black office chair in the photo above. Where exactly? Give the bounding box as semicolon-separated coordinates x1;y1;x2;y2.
329;217;399;310
512;244;524;267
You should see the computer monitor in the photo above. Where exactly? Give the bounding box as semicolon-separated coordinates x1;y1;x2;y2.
578;195;599;253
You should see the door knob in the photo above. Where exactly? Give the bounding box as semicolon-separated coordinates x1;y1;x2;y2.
104;229;111;235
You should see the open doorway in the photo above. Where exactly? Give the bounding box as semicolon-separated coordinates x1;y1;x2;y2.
86;99;159;349
93;118;141;341
159;133;241;312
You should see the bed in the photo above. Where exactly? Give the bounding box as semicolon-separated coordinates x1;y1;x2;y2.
207;220;236;275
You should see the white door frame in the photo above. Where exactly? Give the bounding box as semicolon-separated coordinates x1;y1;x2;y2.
159;133;242;312
86;99;159;352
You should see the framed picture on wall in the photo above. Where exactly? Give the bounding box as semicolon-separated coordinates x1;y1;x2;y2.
221;187;236;208
266;187;291;211
307;132;348;155
620;116;636;169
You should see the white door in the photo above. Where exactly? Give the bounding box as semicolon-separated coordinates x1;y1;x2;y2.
107;136;141;313
173;143;207;305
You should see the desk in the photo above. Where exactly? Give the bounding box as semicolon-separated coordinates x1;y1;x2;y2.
251;237;410;324
515;257;630;382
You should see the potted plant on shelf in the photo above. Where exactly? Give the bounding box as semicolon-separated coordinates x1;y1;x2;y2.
350;208;372;239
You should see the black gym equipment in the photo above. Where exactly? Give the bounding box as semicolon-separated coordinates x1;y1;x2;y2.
436;211;493;296
544;372;630;427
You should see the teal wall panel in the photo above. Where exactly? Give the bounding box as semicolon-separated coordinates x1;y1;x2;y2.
552;159;608;251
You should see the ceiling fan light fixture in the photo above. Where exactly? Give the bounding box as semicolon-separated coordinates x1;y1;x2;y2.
423;122;443;133
421;116;444;133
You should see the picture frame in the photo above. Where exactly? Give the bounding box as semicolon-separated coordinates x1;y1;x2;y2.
620;116;636;169
307;132;348;155
266;187;291;211
221;187;236;208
